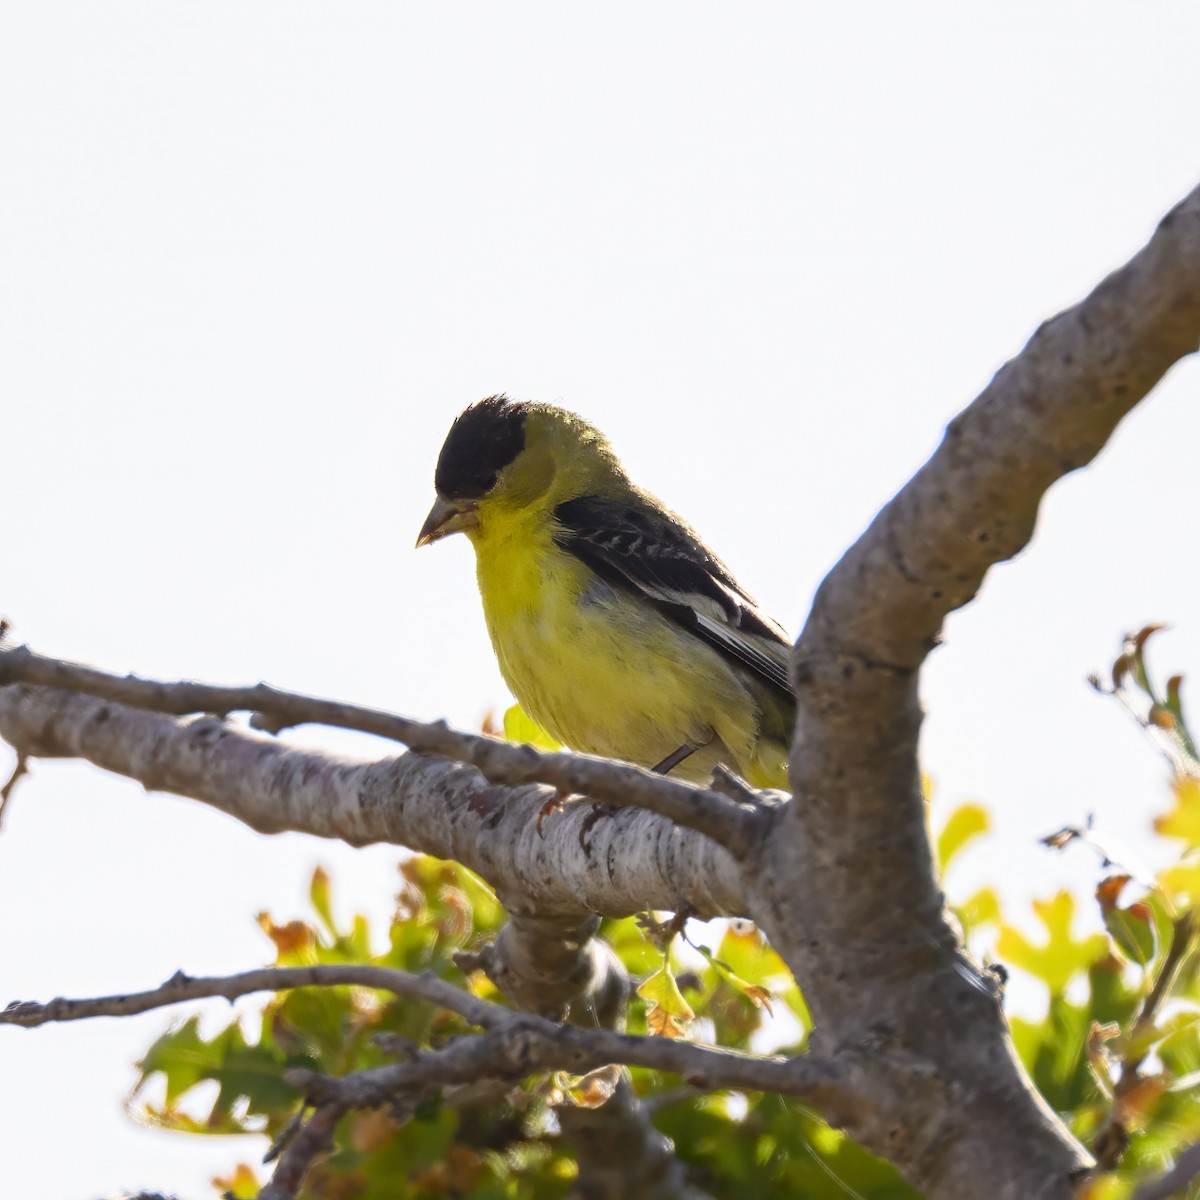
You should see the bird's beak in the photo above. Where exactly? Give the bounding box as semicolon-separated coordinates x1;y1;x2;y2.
416;495;479;548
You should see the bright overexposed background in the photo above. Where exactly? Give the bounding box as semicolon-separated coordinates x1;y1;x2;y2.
2;4;1198;1196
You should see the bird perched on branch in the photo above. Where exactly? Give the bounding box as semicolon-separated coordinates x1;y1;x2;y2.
417;396;794;790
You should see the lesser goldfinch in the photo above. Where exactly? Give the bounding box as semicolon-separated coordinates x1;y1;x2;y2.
417;396;794;789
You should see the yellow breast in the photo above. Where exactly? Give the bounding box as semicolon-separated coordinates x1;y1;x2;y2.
467;500;765;780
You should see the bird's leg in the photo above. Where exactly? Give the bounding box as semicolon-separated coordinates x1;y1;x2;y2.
650;742;698;775
579;737;710;851
652;728;714;778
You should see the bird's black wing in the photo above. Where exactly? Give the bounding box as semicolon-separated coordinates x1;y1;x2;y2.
552;493;793;699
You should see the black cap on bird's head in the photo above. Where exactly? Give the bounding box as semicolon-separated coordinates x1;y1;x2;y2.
434;395;528;500
417;394;619;548
417;395;529;547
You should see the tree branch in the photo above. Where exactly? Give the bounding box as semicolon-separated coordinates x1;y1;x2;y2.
4;181;1197;1200
0;654;763;1195
0;645;764;854
752;181;1200;1199
0;684;749;919
0;963;501;1030
257;1104;342;1200
9;956;872;1200
468;909;706;1199
2;963;849;1109
287;1015;850;1112
458;912;625;1025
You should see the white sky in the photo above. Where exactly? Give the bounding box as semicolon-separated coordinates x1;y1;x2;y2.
2;4;1199;1196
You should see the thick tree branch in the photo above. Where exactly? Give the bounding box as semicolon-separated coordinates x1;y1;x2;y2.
0;684;748;919
0;645;763;854
788;180;1200;948
459;912;625;1025
469;910;707;1199
801;184;1200;689
287;1015;852;1113
0;655;751;1195
754;184;1200;1198
4;184;1197;1200
555;1074;713;1200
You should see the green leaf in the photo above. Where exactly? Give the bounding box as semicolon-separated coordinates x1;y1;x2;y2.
665;1093;924;1198
996;891;1109;994
1010;994;1094;1110
136;1016;308;1132
937;802;990;873
211;1164;260;1198
1106;906;1157;969
714;923;794;991
1143;888;1179;976
1157;778;1200;847
309;864;336;938
691;942;774;1014
502;703;561;750
637;962;694;1037
209;1040;303;1120
136;1016;220;1107
1096;876;1157;968
955;886;1001;933
637;963;695;1021
1159;855;1200;907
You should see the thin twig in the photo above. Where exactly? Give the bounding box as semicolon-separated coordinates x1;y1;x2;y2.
263;1106;309;1164
257;1103;343;1200
1;964;502;1031
1041;821;1158;889
1093;911;1200;1169
4;963;848;1110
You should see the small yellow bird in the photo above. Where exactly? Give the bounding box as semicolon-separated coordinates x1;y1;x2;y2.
417;396;794;790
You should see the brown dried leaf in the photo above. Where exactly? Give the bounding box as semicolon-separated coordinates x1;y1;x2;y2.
565;1064;622;1108
1096;876;1132;915
646;1004;689;1039
350;1109;399;1152
1114;1074;1169;1129
445;1145;486;1192
256;914;315;960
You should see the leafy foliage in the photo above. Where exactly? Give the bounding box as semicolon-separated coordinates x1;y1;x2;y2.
132;631;1200;1197
1042;627;1200;1192
497;702;561;751
133;862;918;1197
136;860;573;1197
